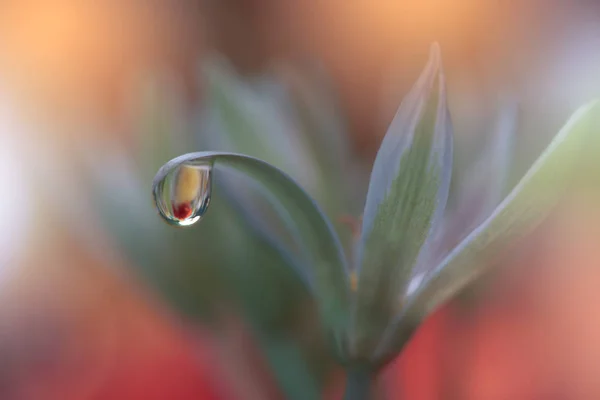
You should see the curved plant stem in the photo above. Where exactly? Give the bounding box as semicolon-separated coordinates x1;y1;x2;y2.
343;368;372;400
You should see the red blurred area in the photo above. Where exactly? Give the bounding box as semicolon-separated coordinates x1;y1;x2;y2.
0;230;234;400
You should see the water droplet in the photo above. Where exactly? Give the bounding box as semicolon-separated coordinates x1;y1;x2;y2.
153;162;212;226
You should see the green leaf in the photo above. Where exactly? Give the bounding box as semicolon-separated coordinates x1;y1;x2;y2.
379;99;600;366
350;43;453;358
420;98;518;273
153;151;351;347
274;60;364;231
197;58;353;253
200;58;323;196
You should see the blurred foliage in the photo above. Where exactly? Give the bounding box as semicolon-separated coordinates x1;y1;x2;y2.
74;54;371;399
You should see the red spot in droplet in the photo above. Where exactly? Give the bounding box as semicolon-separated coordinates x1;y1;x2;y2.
172;202;193;220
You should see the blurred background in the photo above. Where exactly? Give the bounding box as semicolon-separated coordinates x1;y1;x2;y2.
1;1;600;399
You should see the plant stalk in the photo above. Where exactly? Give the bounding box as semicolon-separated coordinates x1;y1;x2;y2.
343;367;372;400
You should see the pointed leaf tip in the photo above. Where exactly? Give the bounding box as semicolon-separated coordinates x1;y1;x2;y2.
349;44;453;357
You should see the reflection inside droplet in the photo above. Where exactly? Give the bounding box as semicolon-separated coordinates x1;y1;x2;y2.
153;162;212;226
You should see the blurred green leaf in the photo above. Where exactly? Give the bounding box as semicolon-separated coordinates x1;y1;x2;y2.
422;98;518;272
380;99;600;365
260;334;322;400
